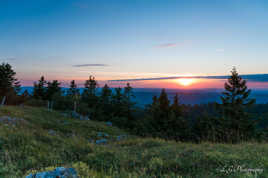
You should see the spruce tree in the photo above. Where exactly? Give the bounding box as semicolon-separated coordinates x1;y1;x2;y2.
33;76;47;100
82;76;98;107
123;83;135;119
218;67;256;142
67;80;79;97
46;80;61;101
158;89;170;114
112;87;125;117
0;63;21;105
99;84;112;118
67;80;80;112
101;84;112;105
171;93;182;117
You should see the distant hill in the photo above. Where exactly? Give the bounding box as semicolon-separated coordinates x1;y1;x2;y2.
21;87;268;106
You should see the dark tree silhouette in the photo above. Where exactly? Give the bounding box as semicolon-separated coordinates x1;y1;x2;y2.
82;76;98;107
67;80;79;97
46;80;61;101
171;93;182;117
158;89;170;115
33;76;47;100
218;67;256;142
123;83;135;119
67;80;80;112
0;63;20;105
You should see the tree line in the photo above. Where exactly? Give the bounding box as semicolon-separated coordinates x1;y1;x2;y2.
0;62;267;143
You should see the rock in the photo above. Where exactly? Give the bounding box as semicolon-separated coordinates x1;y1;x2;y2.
88;139;94;143
97;132;109;137
84;116;90;120
106;121;112;126
26;167;77;178
79;115;84;120
96;139;108;144
71;111;79;119
97;132;103;137
117;135;127;141
79;115;90;121
61;113;69;118
0;116;26;126
48;129;56;136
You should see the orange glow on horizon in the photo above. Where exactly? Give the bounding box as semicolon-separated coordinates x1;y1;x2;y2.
176;78;196;87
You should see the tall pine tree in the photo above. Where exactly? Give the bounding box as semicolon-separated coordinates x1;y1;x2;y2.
33;76;47;100
123;83;135;119
171;93;182;117
46;80;61;101
82;76;98;107
0;63;20;105
67;80;80;112
218;67;256;142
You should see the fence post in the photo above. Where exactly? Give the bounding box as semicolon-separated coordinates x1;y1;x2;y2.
1;96;6;106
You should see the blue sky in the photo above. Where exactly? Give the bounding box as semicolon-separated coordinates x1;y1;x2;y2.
0;0;268;87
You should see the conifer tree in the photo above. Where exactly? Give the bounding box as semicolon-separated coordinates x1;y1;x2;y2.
84;76;97;95
46;80;61;101
123;83;135;118
82;76;98;107
218;67;256;142
152;96;158;106
171;93;182;117
101;84;112;105
33;76;47;100
67;80;79;96
158;89;170;114
67;80;80;112
0;63;20;105
112;87;124;117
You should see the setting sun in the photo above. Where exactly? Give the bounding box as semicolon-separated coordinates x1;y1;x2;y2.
177;78;196;86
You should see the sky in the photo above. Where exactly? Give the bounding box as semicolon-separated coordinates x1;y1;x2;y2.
0;0;268;89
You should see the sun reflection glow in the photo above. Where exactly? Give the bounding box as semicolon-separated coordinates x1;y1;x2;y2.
177;78;196;86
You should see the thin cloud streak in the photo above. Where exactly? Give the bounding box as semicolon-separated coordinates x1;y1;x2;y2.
109;74;268;82
73;64;109;67
155;43;177;48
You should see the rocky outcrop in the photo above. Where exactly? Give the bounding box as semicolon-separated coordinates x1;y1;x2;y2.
26;167;77;178
61;111;90;121
106;121;112;126
0;116;27;126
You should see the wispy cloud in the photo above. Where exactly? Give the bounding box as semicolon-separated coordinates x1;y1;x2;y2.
155;43;177;48
109;74;268;82
73;64;109;67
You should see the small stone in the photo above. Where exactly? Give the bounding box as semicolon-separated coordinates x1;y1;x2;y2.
117;135;127;141
106;121;112;126
48;129;56;136
61;113;69;118
26;167;78;178
96;139;107;144
97;132;103;137
71;111;79;118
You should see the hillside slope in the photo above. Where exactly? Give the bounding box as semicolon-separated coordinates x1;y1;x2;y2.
0;106;268;177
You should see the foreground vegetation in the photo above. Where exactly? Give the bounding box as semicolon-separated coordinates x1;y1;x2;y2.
0;106;267;177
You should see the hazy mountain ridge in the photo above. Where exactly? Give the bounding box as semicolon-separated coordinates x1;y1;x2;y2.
20;87;268;106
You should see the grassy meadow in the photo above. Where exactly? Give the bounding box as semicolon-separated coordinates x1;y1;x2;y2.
0;106;267;178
